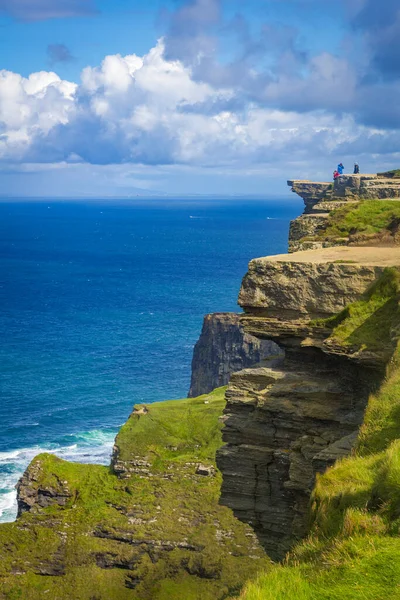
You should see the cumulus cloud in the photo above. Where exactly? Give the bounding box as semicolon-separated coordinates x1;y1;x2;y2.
0;0;97;21
0;39;394;175
1;0;400;183
0;69;76;160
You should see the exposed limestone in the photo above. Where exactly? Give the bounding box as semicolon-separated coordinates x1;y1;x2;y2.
288;214;330;253
217;243;396;560
216;351;376;560
239;246;400;320
287;180;334;213
189;312;280;397
288;174;400;214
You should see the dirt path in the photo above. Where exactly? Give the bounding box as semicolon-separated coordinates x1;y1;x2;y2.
260;246;400;266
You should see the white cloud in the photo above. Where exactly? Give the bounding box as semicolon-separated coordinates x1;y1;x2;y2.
0;39;398;179
0;69;76;160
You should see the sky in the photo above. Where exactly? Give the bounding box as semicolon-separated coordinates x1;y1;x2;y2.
0;0;400;197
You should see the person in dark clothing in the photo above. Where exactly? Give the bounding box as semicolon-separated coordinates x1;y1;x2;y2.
354;163;360;174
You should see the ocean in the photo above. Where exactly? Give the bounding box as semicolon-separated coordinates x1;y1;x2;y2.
0;197;301;521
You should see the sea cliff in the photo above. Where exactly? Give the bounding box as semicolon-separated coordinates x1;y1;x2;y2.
2;174;400;598
188;313;279;397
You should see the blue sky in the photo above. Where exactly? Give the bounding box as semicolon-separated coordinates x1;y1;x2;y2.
0;0;399;196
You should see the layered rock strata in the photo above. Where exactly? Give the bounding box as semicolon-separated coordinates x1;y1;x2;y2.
239;246;400;320
288;174;400;253
288;174;400;214
217;245;400;560
217;351;373;560
189;313;280;397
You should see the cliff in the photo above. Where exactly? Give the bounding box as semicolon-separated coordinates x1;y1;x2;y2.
288;174;400;253
0;388;270;599
188;313;280;397
216;246;400;559
4;171;400;598
288;174;400;214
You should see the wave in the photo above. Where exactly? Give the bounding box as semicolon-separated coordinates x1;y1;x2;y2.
0;428;118;523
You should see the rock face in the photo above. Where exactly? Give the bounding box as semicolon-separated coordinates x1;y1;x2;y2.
288;174;400;214
17;460;72;517
189;313;280;397
239;246;400;320
217;245;393;560
217;351;374;560
287;174;400;252
288;213;330;253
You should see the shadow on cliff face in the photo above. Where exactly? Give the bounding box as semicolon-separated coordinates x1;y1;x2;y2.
188;312;281;398
216;348;383;561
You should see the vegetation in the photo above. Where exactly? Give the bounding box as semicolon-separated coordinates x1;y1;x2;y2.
377;169;400;179
321;200;400;240
296;201;400;249
319;267;400;354
0;388;270;600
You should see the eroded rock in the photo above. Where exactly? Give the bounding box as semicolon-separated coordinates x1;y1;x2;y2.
189;313;280;397
216;351;377;560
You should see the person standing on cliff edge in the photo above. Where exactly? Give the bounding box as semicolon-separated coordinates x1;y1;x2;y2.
354;162;360;174
338;163;344;175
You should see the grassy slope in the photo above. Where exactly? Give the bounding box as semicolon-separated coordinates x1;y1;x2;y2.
299;200;400;246
322;201;400;239
0;388;270;600
239;275;400;600
320;267;400;354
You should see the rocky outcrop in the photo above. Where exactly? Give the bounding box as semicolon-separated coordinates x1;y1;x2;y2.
239;246;400;320
189;313;280;397
287;181;334;213
287;174;400;252
16;459;72;516
288;213;330;253
217;351;375;560
288;174;400;214
2;389;270;600
217;245;398;560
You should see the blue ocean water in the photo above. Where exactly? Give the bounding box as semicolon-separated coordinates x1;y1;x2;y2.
0;197;301;521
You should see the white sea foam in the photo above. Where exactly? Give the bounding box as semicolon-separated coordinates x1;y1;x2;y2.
0;429;117;523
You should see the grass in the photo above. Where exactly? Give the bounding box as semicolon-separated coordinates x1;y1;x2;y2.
314;267;400;354
322;200;400;239
378;169;400;179
298;201;400;248
0;388;270;600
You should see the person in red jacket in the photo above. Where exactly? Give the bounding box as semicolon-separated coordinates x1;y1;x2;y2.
333;170;340;180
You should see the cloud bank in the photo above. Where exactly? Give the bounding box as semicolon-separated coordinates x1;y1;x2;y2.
1;0;400;193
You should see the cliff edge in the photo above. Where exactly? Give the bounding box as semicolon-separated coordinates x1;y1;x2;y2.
188;313;280;397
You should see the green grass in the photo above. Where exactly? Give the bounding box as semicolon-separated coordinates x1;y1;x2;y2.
378;169;400;179
321;200;400;239
314;268;400;354
115;389;226;468
0;388;270;600
297;201;400;248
